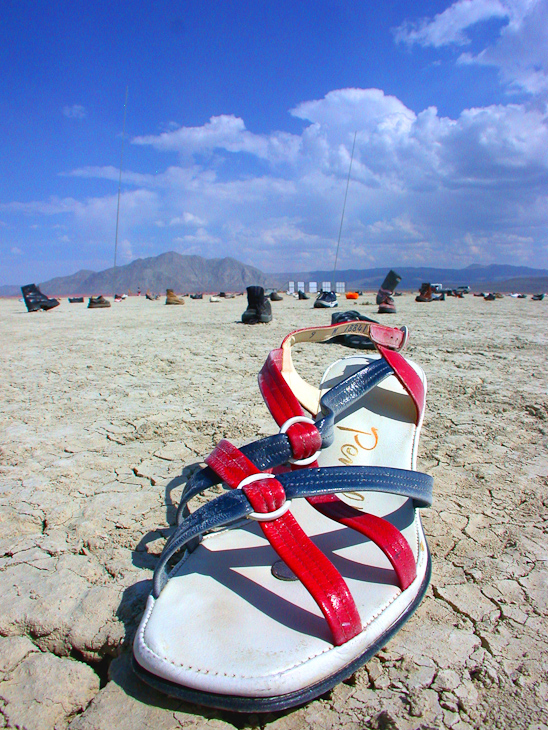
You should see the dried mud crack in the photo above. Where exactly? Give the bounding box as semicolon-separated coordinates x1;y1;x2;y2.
1;294;547;729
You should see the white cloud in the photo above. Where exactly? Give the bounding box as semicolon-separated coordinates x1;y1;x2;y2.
62;166;158;187
394;0;510;47
133;114;300;164
118;239;134;263
459;0;548;94
4;85;548;272
169;213;207;227
395;0;548;95
63;104;87;119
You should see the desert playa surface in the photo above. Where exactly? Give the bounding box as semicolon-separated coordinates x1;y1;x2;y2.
1;292;547;730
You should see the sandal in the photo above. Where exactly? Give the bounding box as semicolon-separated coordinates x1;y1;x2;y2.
133;320;433;712
330;310;379;349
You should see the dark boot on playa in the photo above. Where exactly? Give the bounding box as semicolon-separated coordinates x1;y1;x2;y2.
376;270;401;314
21;284;60;312
88;295;111;309
242;286;272;324
416;283;433;302
376;270;401;305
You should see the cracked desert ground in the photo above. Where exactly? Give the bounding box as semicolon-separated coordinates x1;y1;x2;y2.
1;293;547;730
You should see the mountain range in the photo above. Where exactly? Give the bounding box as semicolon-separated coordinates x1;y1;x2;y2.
1;252;547;296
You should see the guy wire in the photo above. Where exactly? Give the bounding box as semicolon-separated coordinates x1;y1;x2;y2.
332;130;357;280
113;86;129;296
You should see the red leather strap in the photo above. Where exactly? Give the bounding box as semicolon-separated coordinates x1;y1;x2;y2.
307;494;417;590
375;345;425;425
259;350;322;461
259;334;419;590
205;439;362;646
368;323;407;351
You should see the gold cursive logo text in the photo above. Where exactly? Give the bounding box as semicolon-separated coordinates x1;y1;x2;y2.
337;426;378;466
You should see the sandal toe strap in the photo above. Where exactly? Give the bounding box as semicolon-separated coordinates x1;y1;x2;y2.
155;460;432;644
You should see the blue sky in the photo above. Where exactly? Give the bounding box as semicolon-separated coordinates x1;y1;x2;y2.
1;0;547;284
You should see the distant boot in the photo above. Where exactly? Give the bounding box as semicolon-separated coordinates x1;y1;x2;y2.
166;288;185;305
298;290;309;300
416;283;433;303
270;291;283;301
242;286;272;324
377;296;396;314
21;284;60;312
88;295;111;309
376;270;401;306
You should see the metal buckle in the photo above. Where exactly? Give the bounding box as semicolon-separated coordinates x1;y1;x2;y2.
237;472;291;521
279;416;321;465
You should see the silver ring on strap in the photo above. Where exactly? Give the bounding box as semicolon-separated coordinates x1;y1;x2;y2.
237;472;291;521
279;415;321;465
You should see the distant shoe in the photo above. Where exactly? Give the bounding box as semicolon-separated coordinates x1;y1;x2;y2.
376;270;402;306
218;292;227;298
330;310;377;349
484;293;496;301
209;296;221;303
146;290;159;301
270;291;283;301
21;283;60;312
242;286;272;324
190;293;204;300
415;283;433;303
378;296;396;314
532;293;545;301
298;290;309;300
68;297;84;304
346;292;359;300
314;291;338;308
166;289;185;305
114;294;123;302
88;295;111;309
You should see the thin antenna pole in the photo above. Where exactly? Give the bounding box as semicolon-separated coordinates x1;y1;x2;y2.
332;130;357;280
113;86;129;296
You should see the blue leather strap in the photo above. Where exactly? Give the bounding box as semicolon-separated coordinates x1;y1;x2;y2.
177;357;394;522
154;465;433;597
